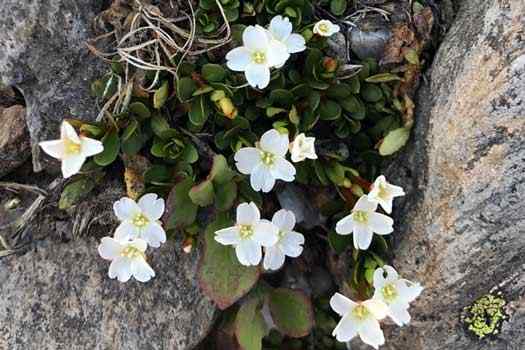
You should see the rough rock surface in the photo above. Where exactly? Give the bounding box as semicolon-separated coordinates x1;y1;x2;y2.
0;238;216;350
0;105;31;177
0;0;107;171
356;0;525;349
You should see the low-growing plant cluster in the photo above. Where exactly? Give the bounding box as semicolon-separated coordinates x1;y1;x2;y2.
39;0;435;348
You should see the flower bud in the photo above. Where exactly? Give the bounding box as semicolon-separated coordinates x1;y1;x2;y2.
218;97;238;119
323;57;338;73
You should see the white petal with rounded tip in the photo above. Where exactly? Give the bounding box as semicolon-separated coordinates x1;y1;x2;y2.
269;15;292;42
226;47;252;71
284;33;306;53
335;215;354;235
280;231;304;257
235;239;262;266
215;227;241;245
131;259;155;282
397;280;424;303
114;222;139;241
108;257;132;282
373;267;388;289
236;202;260;225
61;121;81;143
61;154;86;178
253;220;279;247
141;222;166;248
377;198;393;214
266;41;290;67
330;293;356;316
358;318;385;349
39;140;65;159
245;63;271;89
138;193;165;220
333;316;358;342
80;137;104;157
383;265;399;282
98;237;122;260
353;196;378;212
250;165;275;192
354;224;373;250
363;299;389;320
368;212;394;235
234;147;261;174
390;184;406;197
263;246;286;270
242;26;269;51
272;209;296;231
129;239;148;252
260;129;289;156
271;157;296;182
114;197;141;221
388;302;411;326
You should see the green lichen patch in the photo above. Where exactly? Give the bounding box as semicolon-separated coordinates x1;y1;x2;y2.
461;293;508;339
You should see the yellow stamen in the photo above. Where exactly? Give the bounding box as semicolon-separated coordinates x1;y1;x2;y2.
260;151;275;166
353;210;368;224
352;304;370;320
120;246;145;259
132;213;149;228
252;51;266;64
64;138;81;155
382;283;398;302
239;225;254;239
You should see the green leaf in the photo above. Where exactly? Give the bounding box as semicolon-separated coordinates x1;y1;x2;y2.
289;105;300;125
202;63;226;82
308;91;321;111
266;107;287;117
189;179;215;207
129;102;151;119
340;96;366;120
176;77;197;101
269;89;294;107
319;100;342;120
361;83;383;102
181;143;199;164
93;130;120;166
210;154;235;184
165;177;198;229
154;81;169;109
328;230;352;254
365;73;402;83
150;115;171;138
235;297;267;350
189;95;210;126
121;121;146;155
268;288;314;338
59;173;104;210
326;83;352;99
198;215;260;309
144;165;171;185
215;181;238;212
379;127;410;156
330;0;347;16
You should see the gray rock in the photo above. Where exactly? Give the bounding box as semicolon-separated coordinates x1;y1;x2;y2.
0;238;217;350
372;0;525;349
0;0;107;172
0;105;31;177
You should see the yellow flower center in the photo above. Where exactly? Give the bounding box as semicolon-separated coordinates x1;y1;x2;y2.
261;151;275;166
353;210;368;224
352;304;370;320
382;283;398;303
377;184;390;200
64;138;81;155
252;51;266;64
120;246;145;259
132;213;149;228
319;23;329;33
239;225;254;239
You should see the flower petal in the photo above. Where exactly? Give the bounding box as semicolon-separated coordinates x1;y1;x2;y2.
357;319;385;350
114;222;139;241
363;299;389;320
98;237;122;260
280;231;304;257
235;239;262;266
284;33;306;53
330;292;356;316
39;140;65;159
226;47;251;71
108;256;132;282
113;197;141;221
131;259;156;283
80;136;104;157
271;157;296;182
335;215;354;235
368;212;394;235
242;25;269;51
129;239;148;252
383;265;399;282
245;63;271;89
333;316;358;342
397;279;424;303
373;267;388;289
269;15;292;42
250;164;276;192
141;222;166;248
61;121;80;143
236;202;261;225
260;129;289;156
387;302;411;326
354;224;373;250
263;246;286;270
266;40;289;67
138;193;165;220
215;226;241;245
272;209;296;231
353;195;378;212
61;154;86;178
234;147;261;174
253;219;279;247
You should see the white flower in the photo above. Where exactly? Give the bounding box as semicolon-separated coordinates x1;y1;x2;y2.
113;193;166;248
226;25;289;89
234;129;296;193
289;133;317;163
367;175;405;214
39;120;104;178
267;15;306;58
330;293;388;349
372;265;423;326
98;237;155;283
313;20;340;37
263;209;305;271
215;202;279;266
335;196;393;250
